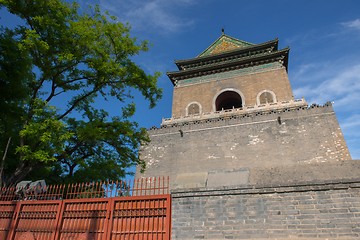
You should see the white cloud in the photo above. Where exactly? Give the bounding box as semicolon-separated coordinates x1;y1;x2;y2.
292;60;360;159
342;18;360;31
342;114;360;132
293;63;360;109
97;0;196;34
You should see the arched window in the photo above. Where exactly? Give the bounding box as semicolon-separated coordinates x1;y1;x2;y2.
186;102;201;115
215;91;242;111
257;90;277;105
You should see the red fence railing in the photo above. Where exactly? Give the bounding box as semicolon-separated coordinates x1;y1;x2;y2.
0;176;169;201
0;177;171;240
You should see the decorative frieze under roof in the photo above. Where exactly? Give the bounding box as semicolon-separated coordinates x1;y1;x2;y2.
167;34;289;86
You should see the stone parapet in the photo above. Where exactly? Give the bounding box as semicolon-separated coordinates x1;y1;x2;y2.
161;98;307;126
171;176;360;198
149;101;333;135
171;160;360;190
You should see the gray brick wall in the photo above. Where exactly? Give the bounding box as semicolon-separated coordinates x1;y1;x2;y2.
171;180;360;239
137;104;351;188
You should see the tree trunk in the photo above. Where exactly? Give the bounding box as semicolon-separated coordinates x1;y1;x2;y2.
0;137;11;188
5;160;35;187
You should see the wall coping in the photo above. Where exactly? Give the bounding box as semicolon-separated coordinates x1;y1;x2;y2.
147;102;335;135
171;177;360;198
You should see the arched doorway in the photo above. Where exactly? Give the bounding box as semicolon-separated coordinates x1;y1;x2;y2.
215;90;243;111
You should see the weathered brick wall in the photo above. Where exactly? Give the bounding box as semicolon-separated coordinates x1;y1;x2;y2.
138;104;351;188
172;66;293;117
171;180;360;239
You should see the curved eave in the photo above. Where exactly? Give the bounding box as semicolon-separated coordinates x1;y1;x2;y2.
174;38;279;70
167;47;289;85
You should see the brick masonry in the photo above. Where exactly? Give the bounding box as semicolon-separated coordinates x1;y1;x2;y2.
138;104;351;188
172;67;293;117
137;36;356;239
171;180;360;239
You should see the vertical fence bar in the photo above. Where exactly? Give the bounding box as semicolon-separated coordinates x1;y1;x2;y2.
122;199;127;240
166;194;171;240
53;199;64;240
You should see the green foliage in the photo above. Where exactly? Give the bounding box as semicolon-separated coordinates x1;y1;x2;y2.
0;0;162;185
16;99;73;163
0;26;34;185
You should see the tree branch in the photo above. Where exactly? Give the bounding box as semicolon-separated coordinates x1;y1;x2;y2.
57;85;101;120
56;142;82;162
45;78;57;102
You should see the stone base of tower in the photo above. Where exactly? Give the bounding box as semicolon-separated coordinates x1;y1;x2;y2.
137;103;351;189
137;100;360;240
135;32;359;239
171;175;360;240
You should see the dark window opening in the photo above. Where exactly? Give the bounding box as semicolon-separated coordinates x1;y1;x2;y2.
215;91;242;111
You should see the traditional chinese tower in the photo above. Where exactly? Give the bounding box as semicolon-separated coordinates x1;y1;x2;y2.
137;33;351;189
168;33;294;118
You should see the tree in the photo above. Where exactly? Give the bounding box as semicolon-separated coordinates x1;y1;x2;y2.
0;0;162;186
0;27;34;187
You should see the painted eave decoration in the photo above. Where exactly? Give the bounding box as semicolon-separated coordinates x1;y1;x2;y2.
197;34;254;57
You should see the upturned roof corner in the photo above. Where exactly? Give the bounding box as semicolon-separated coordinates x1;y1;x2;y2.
167;34;287;86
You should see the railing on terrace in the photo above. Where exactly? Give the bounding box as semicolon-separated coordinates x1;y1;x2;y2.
162;98;307;125
0;176;169;201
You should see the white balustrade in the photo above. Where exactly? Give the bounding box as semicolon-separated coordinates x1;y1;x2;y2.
162;98;307;125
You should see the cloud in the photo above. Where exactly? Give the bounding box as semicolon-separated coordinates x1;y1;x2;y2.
342;19;360;31
342;114;360;132
291;19;360;107
289;20;360;160
292;60;360;159
293;62;360;109
294;61;360;159
97;0;196;34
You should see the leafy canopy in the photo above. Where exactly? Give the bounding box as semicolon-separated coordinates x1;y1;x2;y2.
0;0;162;186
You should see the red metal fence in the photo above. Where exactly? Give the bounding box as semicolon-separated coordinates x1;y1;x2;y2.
0;177;171;240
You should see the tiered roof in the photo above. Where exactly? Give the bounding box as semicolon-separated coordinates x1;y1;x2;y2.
167;34;289;85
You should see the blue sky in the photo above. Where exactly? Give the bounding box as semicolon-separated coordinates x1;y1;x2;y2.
91;0;360;159
2;0;360;159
